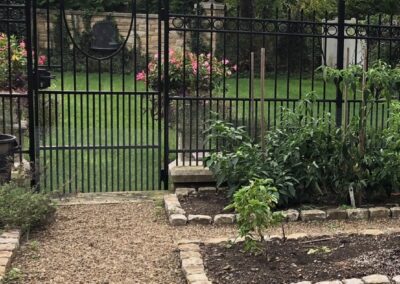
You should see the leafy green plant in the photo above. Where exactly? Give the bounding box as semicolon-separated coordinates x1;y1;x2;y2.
321;60;400;204
225;179;283;254
0;183;56;233
204;117;297;202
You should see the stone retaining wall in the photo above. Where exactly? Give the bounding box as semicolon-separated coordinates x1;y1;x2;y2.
0;229;21;281
36;10;186;56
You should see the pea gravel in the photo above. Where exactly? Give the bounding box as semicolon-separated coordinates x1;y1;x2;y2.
9;199;400;284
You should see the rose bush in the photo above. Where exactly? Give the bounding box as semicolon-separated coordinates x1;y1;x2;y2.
0;33;28;90
137;49;236;97
0;33;47;90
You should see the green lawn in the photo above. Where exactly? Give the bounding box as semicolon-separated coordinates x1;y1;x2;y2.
38;72;383;193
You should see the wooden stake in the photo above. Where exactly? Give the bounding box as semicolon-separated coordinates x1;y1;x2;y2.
250;52;255;139
260;48;266;153
343;47;350;133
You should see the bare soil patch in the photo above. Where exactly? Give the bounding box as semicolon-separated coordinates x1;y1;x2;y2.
179;191;231;216
202;234;400;284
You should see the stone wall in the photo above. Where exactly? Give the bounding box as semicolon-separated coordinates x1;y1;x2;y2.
36;10;186;56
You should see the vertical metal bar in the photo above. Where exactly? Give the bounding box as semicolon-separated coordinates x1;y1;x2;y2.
86;57;90;192
250;52;255;138
260;48;266;152
110;58;115;192
59;4;66;193
145;1;150;190
122;48;126;191
336;0;345;127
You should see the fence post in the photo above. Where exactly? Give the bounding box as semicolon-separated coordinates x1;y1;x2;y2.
25;0;37;188
335;0;345;127
162;0;170;190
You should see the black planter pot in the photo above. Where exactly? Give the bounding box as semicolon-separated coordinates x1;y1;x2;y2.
0;134;18;185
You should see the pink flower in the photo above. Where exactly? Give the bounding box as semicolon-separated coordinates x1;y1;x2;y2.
192;61;198;73
169;49;175;57
203;61;209;67
38;55;47;65
136;71;146;81
19;41;25;49
223;59;230;65
232;64;237;71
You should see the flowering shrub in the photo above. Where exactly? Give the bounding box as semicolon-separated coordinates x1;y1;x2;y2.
137;49;236;96
0;33;47;90
0;33;27;90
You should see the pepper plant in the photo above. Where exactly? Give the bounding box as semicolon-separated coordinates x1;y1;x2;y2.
225;178;283;254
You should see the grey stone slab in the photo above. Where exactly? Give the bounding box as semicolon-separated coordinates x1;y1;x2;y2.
347;208;369;220
368;207;390;219
214;214;236;225
326;208;348;220
169;214;187;226
391;207;400;218
362;274;390;284
188;215;212;225
300;209;326;221
342;279;363;284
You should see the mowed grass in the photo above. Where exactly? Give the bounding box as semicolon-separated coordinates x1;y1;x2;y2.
39;72;373;193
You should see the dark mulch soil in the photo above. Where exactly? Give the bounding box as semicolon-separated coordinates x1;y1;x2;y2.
202;234;400;284
179;191;231;216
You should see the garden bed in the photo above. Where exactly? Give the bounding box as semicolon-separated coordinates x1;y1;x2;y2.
165;187;400;226
178;231;400;284
178;190;231;216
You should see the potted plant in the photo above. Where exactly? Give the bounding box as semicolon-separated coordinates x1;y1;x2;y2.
137;49;236;161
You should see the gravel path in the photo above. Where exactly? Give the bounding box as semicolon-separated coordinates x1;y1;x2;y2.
10;199;400;284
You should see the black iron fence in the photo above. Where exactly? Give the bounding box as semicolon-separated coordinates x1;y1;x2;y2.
167;1;400;166
0;0;399;192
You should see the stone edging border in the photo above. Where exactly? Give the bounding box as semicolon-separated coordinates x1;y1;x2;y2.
0;229;21;281
164;187;236;226
164;187;400;226
177;229;400;284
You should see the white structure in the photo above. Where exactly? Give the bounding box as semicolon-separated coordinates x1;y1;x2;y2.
322;18;367;67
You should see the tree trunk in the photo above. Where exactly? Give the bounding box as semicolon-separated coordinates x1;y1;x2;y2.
240;0;255;18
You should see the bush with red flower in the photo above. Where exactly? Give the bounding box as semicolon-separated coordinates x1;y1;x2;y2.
137;49;236;97
0;33;47;91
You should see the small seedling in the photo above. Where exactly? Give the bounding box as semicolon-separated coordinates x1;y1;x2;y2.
28;240;39;252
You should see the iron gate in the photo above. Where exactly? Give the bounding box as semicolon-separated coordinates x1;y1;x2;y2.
31;0;168;192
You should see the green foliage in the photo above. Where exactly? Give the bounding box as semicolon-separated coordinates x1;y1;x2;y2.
0;33;27;90
2;267;23;284
225;179;283;253
206;74;400;206
204;118;297;202
0;183;56;232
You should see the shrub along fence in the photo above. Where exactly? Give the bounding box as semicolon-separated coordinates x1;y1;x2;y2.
0;0;399;192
